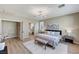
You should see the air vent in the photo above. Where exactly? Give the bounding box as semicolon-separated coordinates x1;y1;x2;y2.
58;4;65;8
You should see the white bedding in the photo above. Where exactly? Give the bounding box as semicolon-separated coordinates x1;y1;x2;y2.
36;33;61;47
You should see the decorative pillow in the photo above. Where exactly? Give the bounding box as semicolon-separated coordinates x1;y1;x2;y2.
47;31;60;36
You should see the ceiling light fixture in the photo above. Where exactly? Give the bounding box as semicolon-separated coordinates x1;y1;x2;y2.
34;10;47;19
32;7;49;20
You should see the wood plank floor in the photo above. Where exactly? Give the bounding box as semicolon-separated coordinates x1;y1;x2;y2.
68;43;79;54
5;36;79;54
5;38;31;54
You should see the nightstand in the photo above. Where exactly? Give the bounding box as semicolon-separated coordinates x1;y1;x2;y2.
62;35;74;43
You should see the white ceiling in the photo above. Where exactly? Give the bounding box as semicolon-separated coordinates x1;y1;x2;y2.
0;4;79;20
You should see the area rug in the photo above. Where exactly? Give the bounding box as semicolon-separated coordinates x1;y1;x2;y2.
23;40;68;54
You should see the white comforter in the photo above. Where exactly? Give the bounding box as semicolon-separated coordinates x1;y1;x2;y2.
36;34;61;47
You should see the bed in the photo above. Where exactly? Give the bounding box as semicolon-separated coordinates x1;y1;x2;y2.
35;30;62;48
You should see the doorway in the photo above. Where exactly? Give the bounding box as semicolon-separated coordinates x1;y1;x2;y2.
29;23;35;35
2;20;21;40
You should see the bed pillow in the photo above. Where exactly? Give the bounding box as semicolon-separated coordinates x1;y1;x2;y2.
47;31;51;35
50;32;60;36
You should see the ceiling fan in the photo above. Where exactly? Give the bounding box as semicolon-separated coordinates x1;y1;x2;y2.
58;4;65;8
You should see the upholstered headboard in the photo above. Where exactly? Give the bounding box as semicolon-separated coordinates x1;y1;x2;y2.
46;30;62;35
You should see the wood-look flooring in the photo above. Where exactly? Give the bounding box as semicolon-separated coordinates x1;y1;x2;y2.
68;43;79;54
5;36;79;54
5;38;31;54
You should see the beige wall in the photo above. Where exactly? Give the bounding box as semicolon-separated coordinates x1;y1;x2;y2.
44;12;79;43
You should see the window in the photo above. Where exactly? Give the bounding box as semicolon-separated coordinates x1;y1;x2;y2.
39;21;45;32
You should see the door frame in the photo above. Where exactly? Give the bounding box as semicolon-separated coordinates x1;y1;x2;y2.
1;19;23;40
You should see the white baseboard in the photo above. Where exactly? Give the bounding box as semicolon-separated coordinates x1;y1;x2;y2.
5;36;17;39
73;40;79;44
